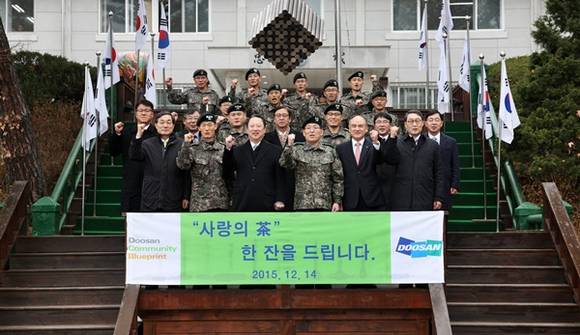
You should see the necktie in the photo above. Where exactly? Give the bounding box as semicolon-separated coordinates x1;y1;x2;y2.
279;132;287;146
432;136;439;144
355;142;361;165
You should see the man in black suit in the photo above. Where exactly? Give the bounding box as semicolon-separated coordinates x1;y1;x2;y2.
425;110;460;210
336;115;400;211
391;110;444;211
225;115;286;212
374;112;399;210
109;99;157;214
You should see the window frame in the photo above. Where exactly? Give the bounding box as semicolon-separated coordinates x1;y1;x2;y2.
1;0;36;33
391;0;504;33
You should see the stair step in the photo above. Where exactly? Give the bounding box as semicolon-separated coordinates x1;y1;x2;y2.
82;203;121;217
459;180;495;193
447;232;552;249
446;248;560;266
446;265;566;284
0;268;125;287
99;153;123;165
0;324;115;335
446;131;474;143
444;122;471;132
460;155;483;166
0;305;119;326
9;252;125;269
13;236;124;253
460;167;490;180
97;165;122;177
0;286;124;306
458;143;482;154
451;322;580;335
96;176;121;189
86;189;121;203
446;284;575;303
74;216;125;233
447;219;497;232
448;302;580;323
453;192;497;206
450;205;498;219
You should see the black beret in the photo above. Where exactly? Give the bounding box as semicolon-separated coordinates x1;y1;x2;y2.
193;69;208;78
219;96;233;105
370;90;387;100
197;113;217;126
293;72;307;83
302;115;323;129
227;103;246;114
323;79;339;90
324;103;344;114
267;84;282;94
348;71;364;81
245;68;261;80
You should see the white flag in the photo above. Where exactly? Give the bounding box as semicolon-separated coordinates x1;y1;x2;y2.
436;39;449;113
103;24;120;90
95;63;109;136
499;58;521;144
144;52;156;107
135;0;148;51
435;0;454;43
157;5;170;70
476;65;493;140
458;33;471;92
80;67;97;149
418;3;428;71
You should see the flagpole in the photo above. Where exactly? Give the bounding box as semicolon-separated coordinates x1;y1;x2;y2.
108;11;115;167
81;63;89;236
134;50;140;109
334;0;343;97
466;15;475;168
94;52;101;217
495;51;506;232
479;53;488;222
150;32;155;68
424;0;430;109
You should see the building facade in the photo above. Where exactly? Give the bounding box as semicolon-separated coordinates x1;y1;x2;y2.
3;0;546;109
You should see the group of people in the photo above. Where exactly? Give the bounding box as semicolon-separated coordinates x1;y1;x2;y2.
110;68;460;215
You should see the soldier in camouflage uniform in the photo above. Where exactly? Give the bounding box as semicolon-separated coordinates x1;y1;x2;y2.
177;113;232;212
279;115;343;211
165;69;220;114
311;79;353;127
360;90;398;128
254;84;289;132
228;68;267;115
216;95;234;134
340;71;372;121
217;103;248;146
322;103;351;147
284;72;318;130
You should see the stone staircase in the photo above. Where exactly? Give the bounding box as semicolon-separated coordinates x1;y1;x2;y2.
446;231;580;334
0;235;125;334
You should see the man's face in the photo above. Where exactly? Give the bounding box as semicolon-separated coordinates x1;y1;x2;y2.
371;97;387;110
294;78;307;92
248;117;266;142
268;90;282;105
219;102;232;116
374;117;391;136
247;73;261;87
183;112;200;133
274;108;291;129
155;115;175;137
199;121;217;140
349;77;363;91
405;113;424;137
324;111;342;128
194;75;209;89
425;113;443;135
348;116;368;141
228;111;247;128
324;87;338;102
302;124;323;145
135;104;154;124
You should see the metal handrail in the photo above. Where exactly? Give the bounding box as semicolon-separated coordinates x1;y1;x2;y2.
31;129;95;235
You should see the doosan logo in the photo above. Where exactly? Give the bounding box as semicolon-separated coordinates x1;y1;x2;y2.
396;237;442;258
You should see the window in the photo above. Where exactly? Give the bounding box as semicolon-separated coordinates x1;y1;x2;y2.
167;0;209;33
391;85;438;109
0;0;34;32
393;0;501;31
100;0;152;33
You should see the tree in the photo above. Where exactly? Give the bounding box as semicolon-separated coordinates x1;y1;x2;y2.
501;0;580;192
0;18;46;198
